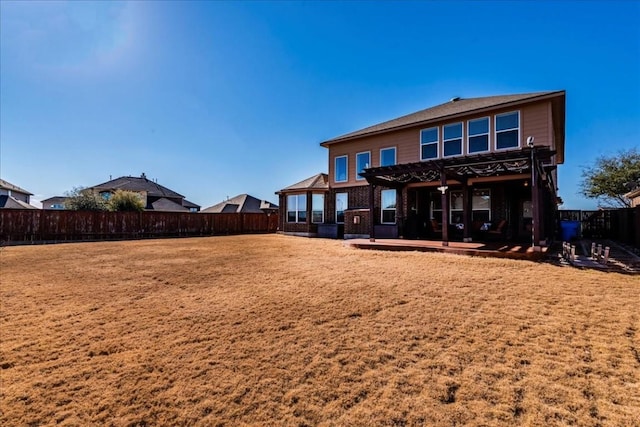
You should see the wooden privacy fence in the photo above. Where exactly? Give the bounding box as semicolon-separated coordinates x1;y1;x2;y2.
558;207;640;248
0;209;279;245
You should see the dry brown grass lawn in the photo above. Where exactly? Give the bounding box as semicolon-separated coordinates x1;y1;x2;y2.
1;234;639;426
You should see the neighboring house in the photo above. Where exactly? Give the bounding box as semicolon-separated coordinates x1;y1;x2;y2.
0;179;37;209
625;187;640;208
277;90;566;246
41;196;68;210
201;194;278;214
87;173;200;212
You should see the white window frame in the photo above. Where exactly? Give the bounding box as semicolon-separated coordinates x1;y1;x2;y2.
472;188;491;222
311;193;324;223
355;151;371;181
448;188;492;223
335;155;348;183
335;192;348;224
494;111;520;151
380;189;396;224
286;194;307;223
467;117;490;154
450;191;464;223
430;193;442;220
380;147;397;167
443;122;463;158
420;127;439;160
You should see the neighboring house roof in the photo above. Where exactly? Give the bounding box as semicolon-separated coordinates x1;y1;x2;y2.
182;199;200;209
321;91;565;146
0;195;38;209
0;179;33;196
277;173;329;193
90;174;184;199
151;198;189;212
201;194;279;213
41;196;68;204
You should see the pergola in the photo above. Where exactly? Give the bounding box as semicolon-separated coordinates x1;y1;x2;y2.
359;147;557;246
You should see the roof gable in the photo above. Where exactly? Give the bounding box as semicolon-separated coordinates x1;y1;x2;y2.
321;91;565;146
0;195;37;209
150;198;189;212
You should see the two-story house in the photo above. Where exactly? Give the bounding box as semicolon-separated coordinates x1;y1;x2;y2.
0;179;37;209
277;91;566;247
88;174;201;212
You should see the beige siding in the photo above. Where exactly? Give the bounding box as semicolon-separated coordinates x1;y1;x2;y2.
521;102;552;149
327;100;555;187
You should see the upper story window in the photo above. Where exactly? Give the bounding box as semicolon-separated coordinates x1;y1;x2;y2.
335;193;348;223
495;111;520;150
380;147;396;166
443;122;463;157
420;127;439;160
335;155;348;182
381;189;396;224
312;194;324;223
468;117;489;154
356;152;370;180
287;194;307;223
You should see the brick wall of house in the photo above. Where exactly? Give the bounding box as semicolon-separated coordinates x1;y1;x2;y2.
344;209;370;237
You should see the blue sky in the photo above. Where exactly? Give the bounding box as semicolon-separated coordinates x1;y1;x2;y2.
1;1;638;210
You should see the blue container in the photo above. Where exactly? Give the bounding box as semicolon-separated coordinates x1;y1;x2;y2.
560;220;580;241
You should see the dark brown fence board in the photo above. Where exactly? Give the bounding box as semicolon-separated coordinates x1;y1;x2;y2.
0;210;278;245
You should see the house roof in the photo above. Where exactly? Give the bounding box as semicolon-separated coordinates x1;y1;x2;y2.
0;195;38;209
201;194;279;213
277;173;329;194
320;91;566;146
90;174;184;199
0;179;33;196
41;196;68;204
150;197;189;212
181;199;200;209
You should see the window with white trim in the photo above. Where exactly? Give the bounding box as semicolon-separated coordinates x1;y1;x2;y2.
495;111;519;150
472;189;491;222
286;194;307;223
443;122;463;157
312;194;324;223
429;193;441;220
381;189;396;224
448;189;492;223
380;147;396;166
420;127;439;160
468;117;489;153
450;191;464;223
356;152;370;180
335;193;348;223
335;155;348;182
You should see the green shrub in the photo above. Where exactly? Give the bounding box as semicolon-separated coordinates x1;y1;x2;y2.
108;190;145;212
